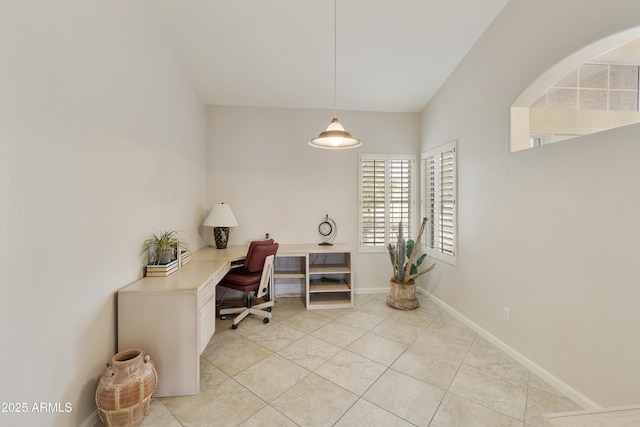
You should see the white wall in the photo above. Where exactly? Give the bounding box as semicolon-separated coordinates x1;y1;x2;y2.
420;0;640;408
0;2;206;426
205;105;419;292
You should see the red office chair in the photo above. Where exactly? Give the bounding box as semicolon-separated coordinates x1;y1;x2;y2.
218;239;279;329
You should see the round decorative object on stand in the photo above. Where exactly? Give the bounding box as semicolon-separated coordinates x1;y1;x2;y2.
318;214;337;245
95;348;157;427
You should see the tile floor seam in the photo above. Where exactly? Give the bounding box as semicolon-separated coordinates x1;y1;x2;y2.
430;348;471;425
340;396;419;427
100;295;581;427
356;297;455;426
370;300;484;426
427;317;481;427
228;359;306;426
423;324;465;426
156;398;187;427
285;308;413;425
355;297;459;425
452;364;529;424
330;398;364;426
260;315;378;426
523;370;532;426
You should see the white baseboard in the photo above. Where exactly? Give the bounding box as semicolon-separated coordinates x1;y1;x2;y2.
419;287;601;411
544;405;640;426
80;410;99;427
354;287;387;294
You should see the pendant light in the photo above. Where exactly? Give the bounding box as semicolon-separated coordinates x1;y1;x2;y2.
309;0;362;149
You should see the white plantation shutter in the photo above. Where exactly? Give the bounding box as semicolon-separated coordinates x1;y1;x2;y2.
388;158;412;240
422;141;457;264
360;158;386;246
359;154;415;251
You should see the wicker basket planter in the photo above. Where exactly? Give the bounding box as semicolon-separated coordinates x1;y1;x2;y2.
95;348;157;427
386;278;419;310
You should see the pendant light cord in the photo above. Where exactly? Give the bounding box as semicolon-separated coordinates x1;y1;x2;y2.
333;0;337;118
308;0;361;149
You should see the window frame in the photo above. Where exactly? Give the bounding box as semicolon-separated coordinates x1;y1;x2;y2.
358;153;416;253
421;141;458;265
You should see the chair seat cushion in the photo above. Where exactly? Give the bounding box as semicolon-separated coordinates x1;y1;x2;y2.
219;267;261;291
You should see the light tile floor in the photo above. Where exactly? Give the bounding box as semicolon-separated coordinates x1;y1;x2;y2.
98;294;582;426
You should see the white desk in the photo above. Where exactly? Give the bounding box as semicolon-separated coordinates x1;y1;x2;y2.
117;247;240;397
117;244;353;397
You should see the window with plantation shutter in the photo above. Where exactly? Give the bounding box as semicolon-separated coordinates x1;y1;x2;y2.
422;141;457;265
359;154;415;252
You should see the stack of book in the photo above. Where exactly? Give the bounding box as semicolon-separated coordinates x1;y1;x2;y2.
146;259;179;277
179;249;191;267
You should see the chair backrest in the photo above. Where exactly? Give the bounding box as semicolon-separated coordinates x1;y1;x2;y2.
244;239;275;272
256;254;275;299
245;240;279;298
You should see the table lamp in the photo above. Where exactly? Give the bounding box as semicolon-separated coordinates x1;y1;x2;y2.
203;203;238;249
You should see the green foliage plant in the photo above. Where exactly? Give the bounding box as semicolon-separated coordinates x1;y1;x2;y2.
140;230;190;265
387;218;435;283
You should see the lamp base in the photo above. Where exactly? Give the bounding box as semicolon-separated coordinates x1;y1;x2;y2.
213;227;230;249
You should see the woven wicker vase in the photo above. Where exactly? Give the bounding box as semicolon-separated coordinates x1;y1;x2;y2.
96;348;157;427
386;278;420;310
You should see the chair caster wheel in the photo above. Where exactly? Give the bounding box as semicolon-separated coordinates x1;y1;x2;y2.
231;324;238;329
220;315;227;320
263;318;269;324
267;307;272;312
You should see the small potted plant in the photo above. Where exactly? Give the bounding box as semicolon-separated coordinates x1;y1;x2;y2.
387;218;435;309
140;230;190;276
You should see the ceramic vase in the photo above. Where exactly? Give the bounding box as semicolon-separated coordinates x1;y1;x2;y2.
95;348;157;427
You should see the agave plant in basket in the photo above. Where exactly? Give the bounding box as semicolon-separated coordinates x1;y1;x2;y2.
386;217;435;309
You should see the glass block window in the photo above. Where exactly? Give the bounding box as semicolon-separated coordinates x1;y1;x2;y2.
534;63;639;112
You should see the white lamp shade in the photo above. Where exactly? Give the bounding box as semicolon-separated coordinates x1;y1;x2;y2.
203;203;239;227
309;117;362;149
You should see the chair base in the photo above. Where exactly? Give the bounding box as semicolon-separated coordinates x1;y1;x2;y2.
220;299;273;329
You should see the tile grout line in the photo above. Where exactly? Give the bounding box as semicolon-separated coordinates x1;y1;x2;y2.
330;296;435;426
424;307;473;426
434;318;530;425
130;295;573;427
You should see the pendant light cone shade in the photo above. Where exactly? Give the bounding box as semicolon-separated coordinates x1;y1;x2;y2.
308;0;362;149
309;117;362;149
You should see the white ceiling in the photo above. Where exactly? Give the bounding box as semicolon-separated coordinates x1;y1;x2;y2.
143;0;509;113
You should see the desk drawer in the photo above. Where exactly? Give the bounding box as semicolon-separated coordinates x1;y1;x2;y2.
199;260;229;310
199;279;216;310
199;296;216;354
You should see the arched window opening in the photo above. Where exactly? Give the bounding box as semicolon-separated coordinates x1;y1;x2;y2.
510;28;640;152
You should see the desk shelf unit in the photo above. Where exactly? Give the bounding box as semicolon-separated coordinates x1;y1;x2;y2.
306;247;353;309
272;244;354;310
273;252;307;297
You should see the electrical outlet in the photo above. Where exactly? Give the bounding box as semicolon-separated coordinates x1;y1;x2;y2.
503;307;511;322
